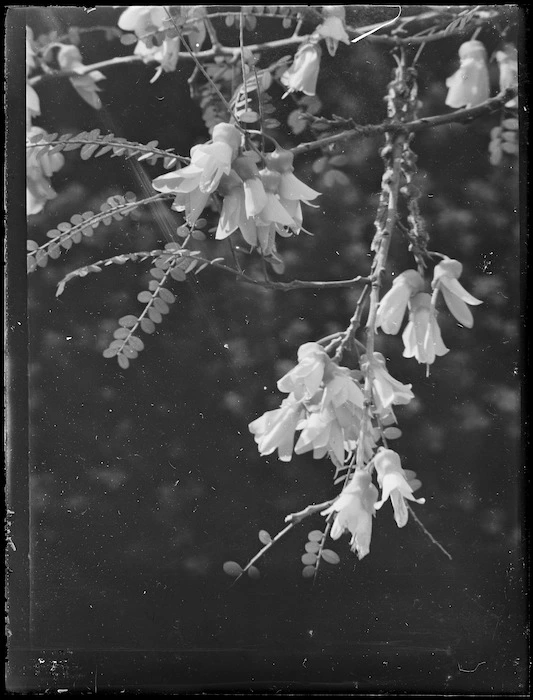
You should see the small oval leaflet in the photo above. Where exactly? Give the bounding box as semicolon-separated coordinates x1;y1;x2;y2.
223;561;243;578
305;541;320;554
383;427;402;440
301;552;318;566
240;111;259;124
117;354;130;370
321;549;340;565
118;315;138;328
258;530;272;545
247;566;260;580
137;291;152;303
307;530;323;542
302;565;316;579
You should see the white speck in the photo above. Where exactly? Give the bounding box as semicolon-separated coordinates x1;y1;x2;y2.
66;336;72;340
223;343;229;349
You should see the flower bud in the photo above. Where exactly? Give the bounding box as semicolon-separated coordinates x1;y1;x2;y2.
212;123;242;153
264;148;295;174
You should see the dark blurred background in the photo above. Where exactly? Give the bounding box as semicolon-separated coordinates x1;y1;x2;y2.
10;6;526;693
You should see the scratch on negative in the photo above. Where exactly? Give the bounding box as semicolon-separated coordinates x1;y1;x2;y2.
458;661;486;673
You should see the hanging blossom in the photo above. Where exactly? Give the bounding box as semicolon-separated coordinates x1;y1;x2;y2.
321;471;378;559
496;44;518;108
264;147;321;234
431;258;482;329
134;36;181;83
236;168;296;258
56;44;105;110
316;5;350;57
152;122;242;224
373;448;425;528
26;28;65;216
249;342;365;466
281;41;322;99
360;352;414;417
117;6;168;41
376;270;425;335
402;292;449;372
27;126;65;216
445;40;490;109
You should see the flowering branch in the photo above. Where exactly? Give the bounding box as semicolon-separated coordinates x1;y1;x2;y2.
292;89;518;155
284;500;335;524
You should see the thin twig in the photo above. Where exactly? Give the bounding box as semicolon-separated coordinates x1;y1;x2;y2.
291;90;517;155
407;505;453;560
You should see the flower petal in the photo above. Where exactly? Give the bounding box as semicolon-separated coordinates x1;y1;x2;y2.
441;285;474;328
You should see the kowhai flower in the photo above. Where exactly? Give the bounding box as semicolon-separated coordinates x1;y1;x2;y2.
402;292;449;370
373;448;425;528
321;471;378;559
496;44;518;108
445;40;490;109
316;6;350;57
237;168;296;257
117;6;167;41
27;126;65;216
248;395;305;463
281;42;322;98
152;123;242;224
431;258;482;329
264;147;320;234
57;44;105;110
361;352;414;416
376;270;425;335
249;342;365;466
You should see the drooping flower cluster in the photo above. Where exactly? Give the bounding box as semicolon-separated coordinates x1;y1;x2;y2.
320;449;425;559
56;44;105;110
249;342;365;467
26;26;65;216
117;6;206;83
153;133;320;260
445;40;490;109
375;264;482;372
316;6;350;57
321;471;378;559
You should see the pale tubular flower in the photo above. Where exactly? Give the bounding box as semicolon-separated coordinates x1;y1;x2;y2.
316;5;350;57
248;395;304;462
237;168;295;256
27;126;65;216
215;170;247;240
264;147;320;234
57;44;105;110
431;258;482;329
152;123;241;215
294;404;346;466
321;471;379;559
232;155;268;218
134;36;180;83
402;292;449;369
170;189;210;227
281;42;322;98
117;6;167;39
445;40;490;109
361;352;414;415
496;44;518;108
277;342;329;400
376;270;425;335
373;448;425;528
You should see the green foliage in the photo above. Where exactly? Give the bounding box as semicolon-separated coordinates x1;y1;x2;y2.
26;129;186;168
27;193;153;273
